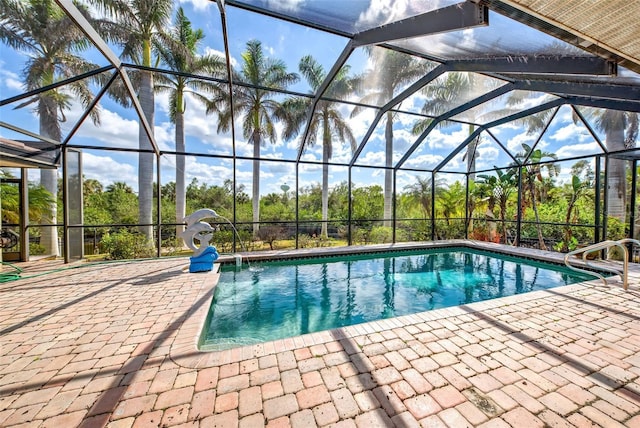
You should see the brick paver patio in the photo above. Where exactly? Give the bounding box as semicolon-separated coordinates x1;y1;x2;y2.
1;243;639;427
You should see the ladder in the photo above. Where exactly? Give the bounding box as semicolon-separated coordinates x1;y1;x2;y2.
564;238;640;290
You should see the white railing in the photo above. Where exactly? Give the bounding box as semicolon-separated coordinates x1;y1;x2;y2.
564;238;640;290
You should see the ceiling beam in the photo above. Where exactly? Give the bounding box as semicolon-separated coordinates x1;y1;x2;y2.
353;2;488;47
447;56;616;75
515;79;640;101
0;121;62;146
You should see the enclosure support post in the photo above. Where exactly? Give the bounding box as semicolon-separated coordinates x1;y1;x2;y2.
392;169;397;244
63;148;69;264
465;172;470;240
603;156;609;238
629;159;638;261
516;166;522;246
295;163;300;249
156;153;162;258
594;155;601;244
431;171;436;241
602;155;610;258
348;167;353;246
20;169;29;262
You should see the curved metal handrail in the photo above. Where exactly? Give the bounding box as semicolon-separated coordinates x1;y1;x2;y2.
564;238;640;290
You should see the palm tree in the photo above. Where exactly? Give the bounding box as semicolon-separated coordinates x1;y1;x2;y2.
499;96;638;235
477;168;517;244
438;181;465;228
0;0;103;256
279;56;356;238
155;7;224;242
83;178;104;199
560;173;590;252
93;0;173;241
213;39;298;236
516;143;559;250
352;48;432;227
472;176;498;242
412;73;487;177
106;181;135;193
403;176;444;220
1;172;54;226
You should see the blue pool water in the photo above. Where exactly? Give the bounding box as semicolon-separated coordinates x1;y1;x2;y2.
201;248;597;349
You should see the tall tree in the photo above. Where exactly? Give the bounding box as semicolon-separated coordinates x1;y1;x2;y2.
403;176;444;220
412;73;488;177
213;40;298;236
155;7;224;242
279;55;356;238
477;168;517;244
352;48;432;227
499;97;638;234
93;0;173;241
515;143;559;250
0;171;55;226
0;0;103;256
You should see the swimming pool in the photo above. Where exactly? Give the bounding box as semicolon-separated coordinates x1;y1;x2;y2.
200;247;598;350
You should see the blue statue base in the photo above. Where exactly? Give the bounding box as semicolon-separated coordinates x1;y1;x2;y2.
189;246;219;273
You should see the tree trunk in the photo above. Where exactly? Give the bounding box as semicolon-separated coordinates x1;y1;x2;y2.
38;100;60;257
321;127;330;239
486;200;497;242
466;127;476;234
605;116;627;223
138;70;155;242
383;112;393;228
175;109;186;244
39;168;59;257
529;176;547;250
499;199;508;245
252;136;260;237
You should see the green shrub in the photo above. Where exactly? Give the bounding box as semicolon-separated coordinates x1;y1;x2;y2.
29;242;46;255
370;226;393;244
297;234;312;248
100;230;154;260
161;237;184;256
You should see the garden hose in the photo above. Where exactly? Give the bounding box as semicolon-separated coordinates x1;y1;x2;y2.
0;254;191;284
0;262;22;283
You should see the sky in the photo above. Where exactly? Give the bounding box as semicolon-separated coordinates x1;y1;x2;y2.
0;0;622;197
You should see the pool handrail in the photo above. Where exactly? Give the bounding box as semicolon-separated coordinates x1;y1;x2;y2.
564;238;640;290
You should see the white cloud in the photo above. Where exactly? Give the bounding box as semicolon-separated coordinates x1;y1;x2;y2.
357;150;385;167
0;68;22;91
517;92;555;110
403;154;442;170
426;127;467;149
550;123;591;143
298;162;321;175
83;153;137;189
356;0;451;30
392;128;416;152
556;142;602;159
265;0;305;13
69;105;139;149
178;0;212;12
440;152;465;172
490;122;520;134
506;131;537;152
204;47;238;67
475;145;500;169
